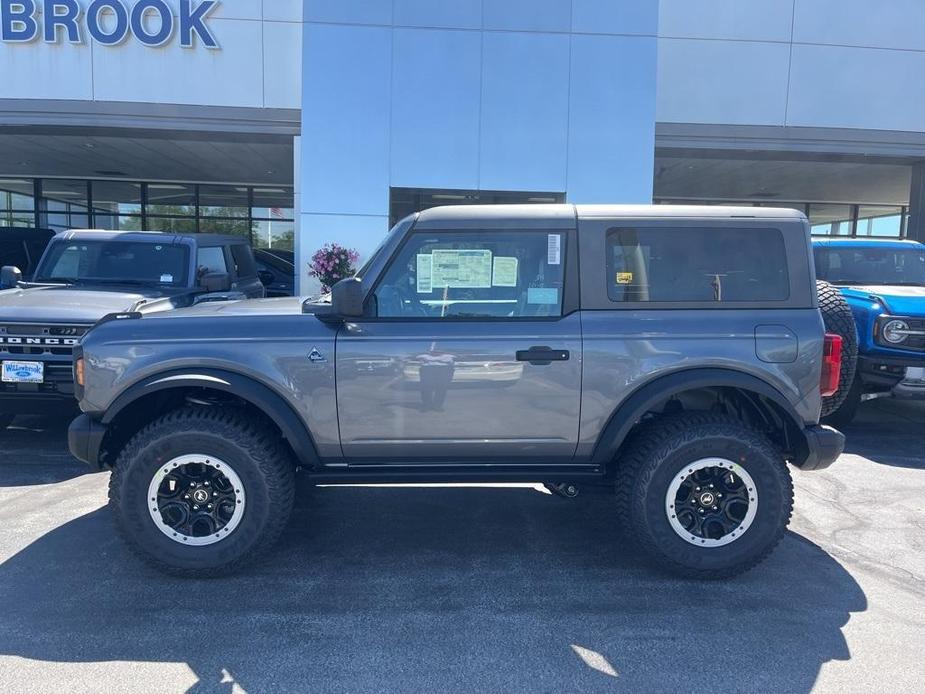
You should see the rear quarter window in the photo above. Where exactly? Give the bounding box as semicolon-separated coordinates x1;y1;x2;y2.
606;227;790;303
197;247;228;275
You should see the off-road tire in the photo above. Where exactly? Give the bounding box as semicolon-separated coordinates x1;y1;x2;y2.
0;414;14;430
615;413;793;579
817;280;859;417
109;407;295;577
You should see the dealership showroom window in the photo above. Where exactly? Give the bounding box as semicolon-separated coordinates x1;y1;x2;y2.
2;2;925;692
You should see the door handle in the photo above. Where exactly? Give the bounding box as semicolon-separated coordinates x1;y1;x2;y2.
516;346;570;365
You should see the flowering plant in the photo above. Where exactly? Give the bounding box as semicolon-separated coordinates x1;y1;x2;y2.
309;242;360;292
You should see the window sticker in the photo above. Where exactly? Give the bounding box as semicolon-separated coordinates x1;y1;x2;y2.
616;272;633;285
492;256;519;287
416;254;433;293
527;287;559;305
431;249;493;288
160;274;174;283
547;234;561;265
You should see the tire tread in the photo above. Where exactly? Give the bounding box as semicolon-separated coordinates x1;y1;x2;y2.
615;412;793;579
109;407;295;578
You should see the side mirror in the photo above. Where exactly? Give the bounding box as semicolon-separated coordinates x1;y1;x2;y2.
199;272;231;293
257;269;275;286
331;277;364;317
1;266;23;289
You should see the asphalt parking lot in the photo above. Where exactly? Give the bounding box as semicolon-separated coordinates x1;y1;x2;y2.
0;401;923;694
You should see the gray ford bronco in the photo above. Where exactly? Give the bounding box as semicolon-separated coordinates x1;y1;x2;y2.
69;205;845;578
0;230;264;428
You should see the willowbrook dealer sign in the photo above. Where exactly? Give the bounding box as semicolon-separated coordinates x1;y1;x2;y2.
0;0;220;48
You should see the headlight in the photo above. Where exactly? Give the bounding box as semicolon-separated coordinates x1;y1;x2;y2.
882;319;910;344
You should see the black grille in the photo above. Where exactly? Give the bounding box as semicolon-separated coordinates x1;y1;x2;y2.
901;318;925;351
0;323;91;357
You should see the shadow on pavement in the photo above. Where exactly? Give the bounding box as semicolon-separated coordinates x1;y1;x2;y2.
0;484;867;692
842;398;925;469
0;415;88;487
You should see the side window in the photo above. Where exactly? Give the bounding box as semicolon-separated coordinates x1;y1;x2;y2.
374;231;566;319
197;247;228;275
230;245;257;279
606;227;789;303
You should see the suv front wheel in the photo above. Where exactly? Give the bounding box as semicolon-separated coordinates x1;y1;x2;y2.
615;413;793;579
109;407;295;577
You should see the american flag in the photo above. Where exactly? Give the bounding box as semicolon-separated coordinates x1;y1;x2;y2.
270;207;284;219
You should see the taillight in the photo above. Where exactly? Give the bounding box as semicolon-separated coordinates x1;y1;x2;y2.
820;333;842;397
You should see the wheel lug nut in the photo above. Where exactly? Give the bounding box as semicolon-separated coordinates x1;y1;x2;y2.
208;504;213;510
184;494;190;499
712;506;718;510
699;509;704;514
204;482;210;487
709;484;714;489
193;505;199;511
695;487;701;491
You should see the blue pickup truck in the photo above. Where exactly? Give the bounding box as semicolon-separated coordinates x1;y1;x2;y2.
813;238;925;425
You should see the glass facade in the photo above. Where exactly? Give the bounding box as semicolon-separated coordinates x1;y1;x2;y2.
0;178;295;250
389;187;566;226
655;199;909;238
0;179;37;228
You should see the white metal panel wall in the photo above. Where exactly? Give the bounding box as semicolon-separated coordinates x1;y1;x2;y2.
0;0;301;109
297;0;659;293
658;0;925;132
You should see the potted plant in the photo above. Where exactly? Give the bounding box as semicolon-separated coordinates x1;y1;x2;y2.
308;242;360;293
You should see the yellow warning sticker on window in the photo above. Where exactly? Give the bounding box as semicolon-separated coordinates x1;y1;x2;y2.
616;272;634;284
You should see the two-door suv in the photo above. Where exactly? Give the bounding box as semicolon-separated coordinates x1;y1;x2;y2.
69;205;845;578
0;230;265;429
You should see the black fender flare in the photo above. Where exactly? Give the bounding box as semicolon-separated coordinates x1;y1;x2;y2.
589;368;809;466
103;368;321;467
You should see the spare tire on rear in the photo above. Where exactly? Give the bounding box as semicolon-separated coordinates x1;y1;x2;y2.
816;280;858;418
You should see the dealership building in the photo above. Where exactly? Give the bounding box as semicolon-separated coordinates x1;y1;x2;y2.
2;0;925;292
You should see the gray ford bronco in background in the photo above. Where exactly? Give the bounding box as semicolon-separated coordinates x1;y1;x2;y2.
0;230;264;429
69;205;845;579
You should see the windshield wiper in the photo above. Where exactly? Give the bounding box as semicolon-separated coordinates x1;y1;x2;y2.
32;277;83;285
92;279;168;287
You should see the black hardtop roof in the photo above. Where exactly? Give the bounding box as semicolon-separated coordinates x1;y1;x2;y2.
0;226;56;240
414;203;807;227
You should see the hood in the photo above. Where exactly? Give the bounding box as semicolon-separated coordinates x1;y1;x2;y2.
840;285;925;316
157;295;307;318
0;285;179;323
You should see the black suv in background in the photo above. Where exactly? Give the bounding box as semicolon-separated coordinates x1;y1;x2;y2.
0;230;264;429
0;227;54;283
254;248;295;297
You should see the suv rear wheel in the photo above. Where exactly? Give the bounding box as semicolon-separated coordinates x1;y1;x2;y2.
615;413;793;579
109;407;295;577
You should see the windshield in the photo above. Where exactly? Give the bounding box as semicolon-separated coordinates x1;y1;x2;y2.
356;216;415;279
814;246;925;287
34;240;191;287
